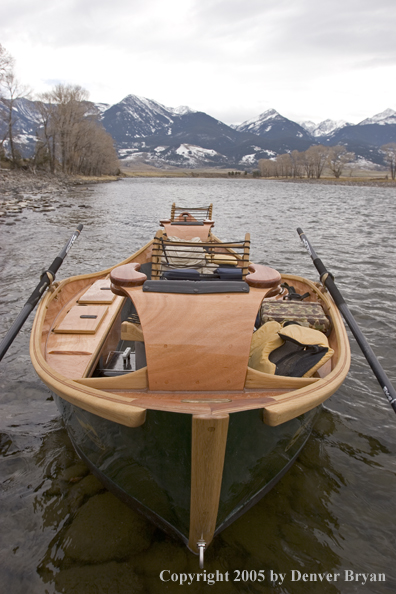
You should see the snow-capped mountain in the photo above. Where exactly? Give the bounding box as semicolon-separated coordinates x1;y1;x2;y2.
236;108;281;134
2;94;395;168
100;94;277;166
358;108;396;126
100;94;187;142
299;119;351;137
235;109;312;143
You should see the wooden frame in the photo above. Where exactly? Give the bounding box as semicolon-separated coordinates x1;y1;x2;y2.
170;203;213;222
150;234;251;280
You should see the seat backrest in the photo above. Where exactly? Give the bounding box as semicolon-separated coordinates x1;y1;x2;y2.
170;202;213;222
151;230;251;280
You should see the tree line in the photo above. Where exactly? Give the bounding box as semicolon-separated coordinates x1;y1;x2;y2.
258;143;396;180
258;145;356;179
0;43;119;176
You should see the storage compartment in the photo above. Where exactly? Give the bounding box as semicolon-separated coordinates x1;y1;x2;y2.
54;305;109;334
78;279;116;304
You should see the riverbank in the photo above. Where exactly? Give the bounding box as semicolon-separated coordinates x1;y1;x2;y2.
121;165;396;186
278;177;396;188
0;169;120;221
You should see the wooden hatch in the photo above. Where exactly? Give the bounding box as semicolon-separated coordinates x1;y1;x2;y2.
53;305;109;334
78;279;116;304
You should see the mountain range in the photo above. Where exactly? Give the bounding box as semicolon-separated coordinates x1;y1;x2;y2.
2;94;396;169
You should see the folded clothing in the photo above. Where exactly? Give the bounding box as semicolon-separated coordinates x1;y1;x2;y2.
249;320;334;377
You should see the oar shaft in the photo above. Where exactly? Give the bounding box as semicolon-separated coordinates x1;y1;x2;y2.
0;224;83;362
0;304;34;362
297;227;396;414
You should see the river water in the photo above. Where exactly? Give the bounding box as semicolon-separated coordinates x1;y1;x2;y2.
0;178;395;594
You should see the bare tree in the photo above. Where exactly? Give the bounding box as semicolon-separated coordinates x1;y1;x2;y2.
0;71;31;167
306;145;329;179
258;158;277;177
35;96;57;173
381;143;396;180
300;149;315;178
0;43;14;84
276;153;292;177
0;43;15;157
328;145;355;178
36;83;119;176
290;150;304;178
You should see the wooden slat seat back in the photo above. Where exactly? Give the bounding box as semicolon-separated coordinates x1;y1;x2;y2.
150;231;251;280
170;203;213;222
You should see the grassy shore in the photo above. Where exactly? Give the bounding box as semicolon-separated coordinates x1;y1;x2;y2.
119;166;396;186
2;165;394;188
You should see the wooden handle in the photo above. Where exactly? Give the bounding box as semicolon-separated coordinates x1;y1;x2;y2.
110;263;147;287
245;263;281;288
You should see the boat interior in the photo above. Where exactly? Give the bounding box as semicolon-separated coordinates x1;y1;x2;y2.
38;203;349;424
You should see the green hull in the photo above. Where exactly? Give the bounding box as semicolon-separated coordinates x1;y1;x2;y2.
56;395;320;544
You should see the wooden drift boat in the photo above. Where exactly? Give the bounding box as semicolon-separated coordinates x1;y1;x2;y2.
30;204;350;564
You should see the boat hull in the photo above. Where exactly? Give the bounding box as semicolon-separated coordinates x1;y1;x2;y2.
55;394;321;546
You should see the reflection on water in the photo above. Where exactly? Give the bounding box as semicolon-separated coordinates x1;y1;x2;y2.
1;179;396;593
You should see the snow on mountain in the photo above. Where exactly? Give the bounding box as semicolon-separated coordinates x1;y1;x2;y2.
174;144;224;165
12;98;42;124
234;109;312;152
100;95;174;142
100;95;199;146
299;120;316;134
93;102;110;115
119;143;227;168
4;94;396;169
235;109;281;134
170;105;194;116
358;108;396;126
299;119;351;137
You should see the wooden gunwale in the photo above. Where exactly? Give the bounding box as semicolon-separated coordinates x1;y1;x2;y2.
30;235;350;427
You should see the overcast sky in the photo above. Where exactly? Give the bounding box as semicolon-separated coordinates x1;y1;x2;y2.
1;0;395;125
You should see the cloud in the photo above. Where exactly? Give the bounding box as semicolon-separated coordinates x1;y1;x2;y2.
1;0;395;123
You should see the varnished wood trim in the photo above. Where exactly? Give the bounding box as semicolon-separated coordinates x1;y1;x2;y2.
188;414;229;553
110;263;147;287
151;229;163;280
242;233;250;279
31;321;147;427
245;263;282;288
75;367;148;390
121;321;144;342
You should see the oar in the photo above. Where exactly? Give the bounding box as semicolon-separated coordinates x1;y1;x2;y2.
0;224;83;362
297;227;396;414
